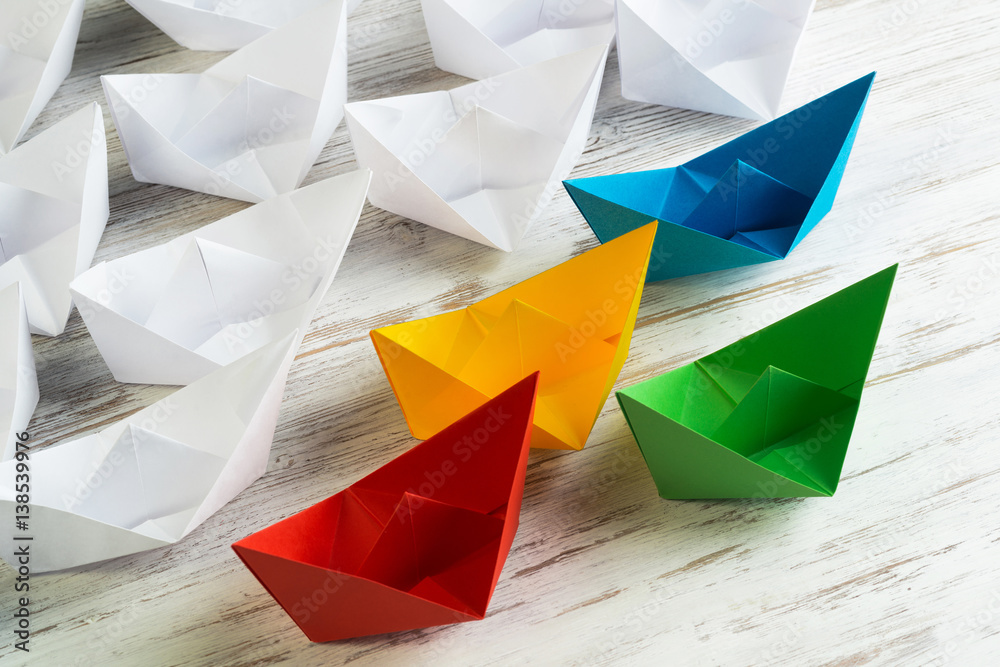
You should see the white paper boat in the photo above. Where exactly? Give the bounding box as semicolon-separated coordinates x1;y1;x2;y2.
0;332;297;573
0;102;109;337
103;0;348;202
616;0;815;120
0;283;37;463
422;0;614;79
345;45;608;251
0;0;86;154
71;169;370;386
124;0;364;52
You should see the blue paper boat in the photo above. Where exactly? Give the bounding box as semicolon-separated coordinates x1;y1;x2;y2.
564;73;875;282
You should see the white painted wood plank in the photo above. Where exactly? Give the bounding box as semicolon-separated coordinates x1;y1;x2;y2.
2;0;999;665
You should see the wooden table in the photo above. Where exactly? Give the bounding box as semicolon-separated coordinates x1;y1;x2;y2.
3;0;999;665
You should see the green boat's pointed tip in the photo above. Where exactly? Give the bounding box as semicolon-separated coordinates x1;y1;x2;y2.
863;263;899;298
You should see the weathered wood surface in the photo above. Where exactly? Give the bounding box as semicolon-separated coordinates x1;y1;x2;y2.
2;0;999;665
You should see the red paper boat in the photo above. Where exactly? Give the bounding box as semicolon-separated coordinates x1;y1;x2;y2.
232;373;539;641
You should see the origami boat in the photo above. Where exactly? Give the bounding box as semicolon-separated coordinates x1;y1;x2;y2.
233;373;538;641
0;333;298;572
0;0;85;154
124;0;363;51
421;0;614;79
0;284;37;462
564;72;875;281
616;265;897;499
616;0;815;120
371;222;656;450
0;103;109;336
346;45;608;251
103;0;348;202
70;169;370;386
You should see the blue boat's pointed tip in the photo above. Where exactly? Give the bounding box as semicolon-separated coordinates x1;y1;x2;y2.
808;71;876;116
829;71;876;99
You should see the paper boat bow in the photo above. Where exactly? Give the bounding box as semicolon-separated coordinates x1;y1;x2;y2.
346;45;607;251
0;0;85;154
103;0;348;203
70;170;370;386
565;73;875;281
616;265;896;499
422;0;614;80
0;284;38;463
371;222;656;450
233;373;539;641
616;0;815;120
0;103;109;336
124;0;364;51
0;333;298;573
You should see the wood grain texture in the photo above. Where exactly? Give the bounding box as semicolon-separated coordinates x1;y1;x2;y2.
2;0;999;665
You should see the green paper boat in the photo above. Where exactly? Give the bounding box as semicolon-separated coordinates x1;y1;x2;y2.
616;265;897;499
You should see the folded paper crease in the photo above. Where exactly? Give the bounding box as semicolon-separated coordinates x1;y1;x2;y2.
371;222;656;450
565;72;875;281
103;0;348;202
233;373;539;641
346;45;608;251
0;332;299;572
617;264;897;499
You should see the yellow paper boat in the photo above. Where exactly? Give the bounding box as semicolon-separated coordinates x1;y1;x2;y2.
371;222;657;450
